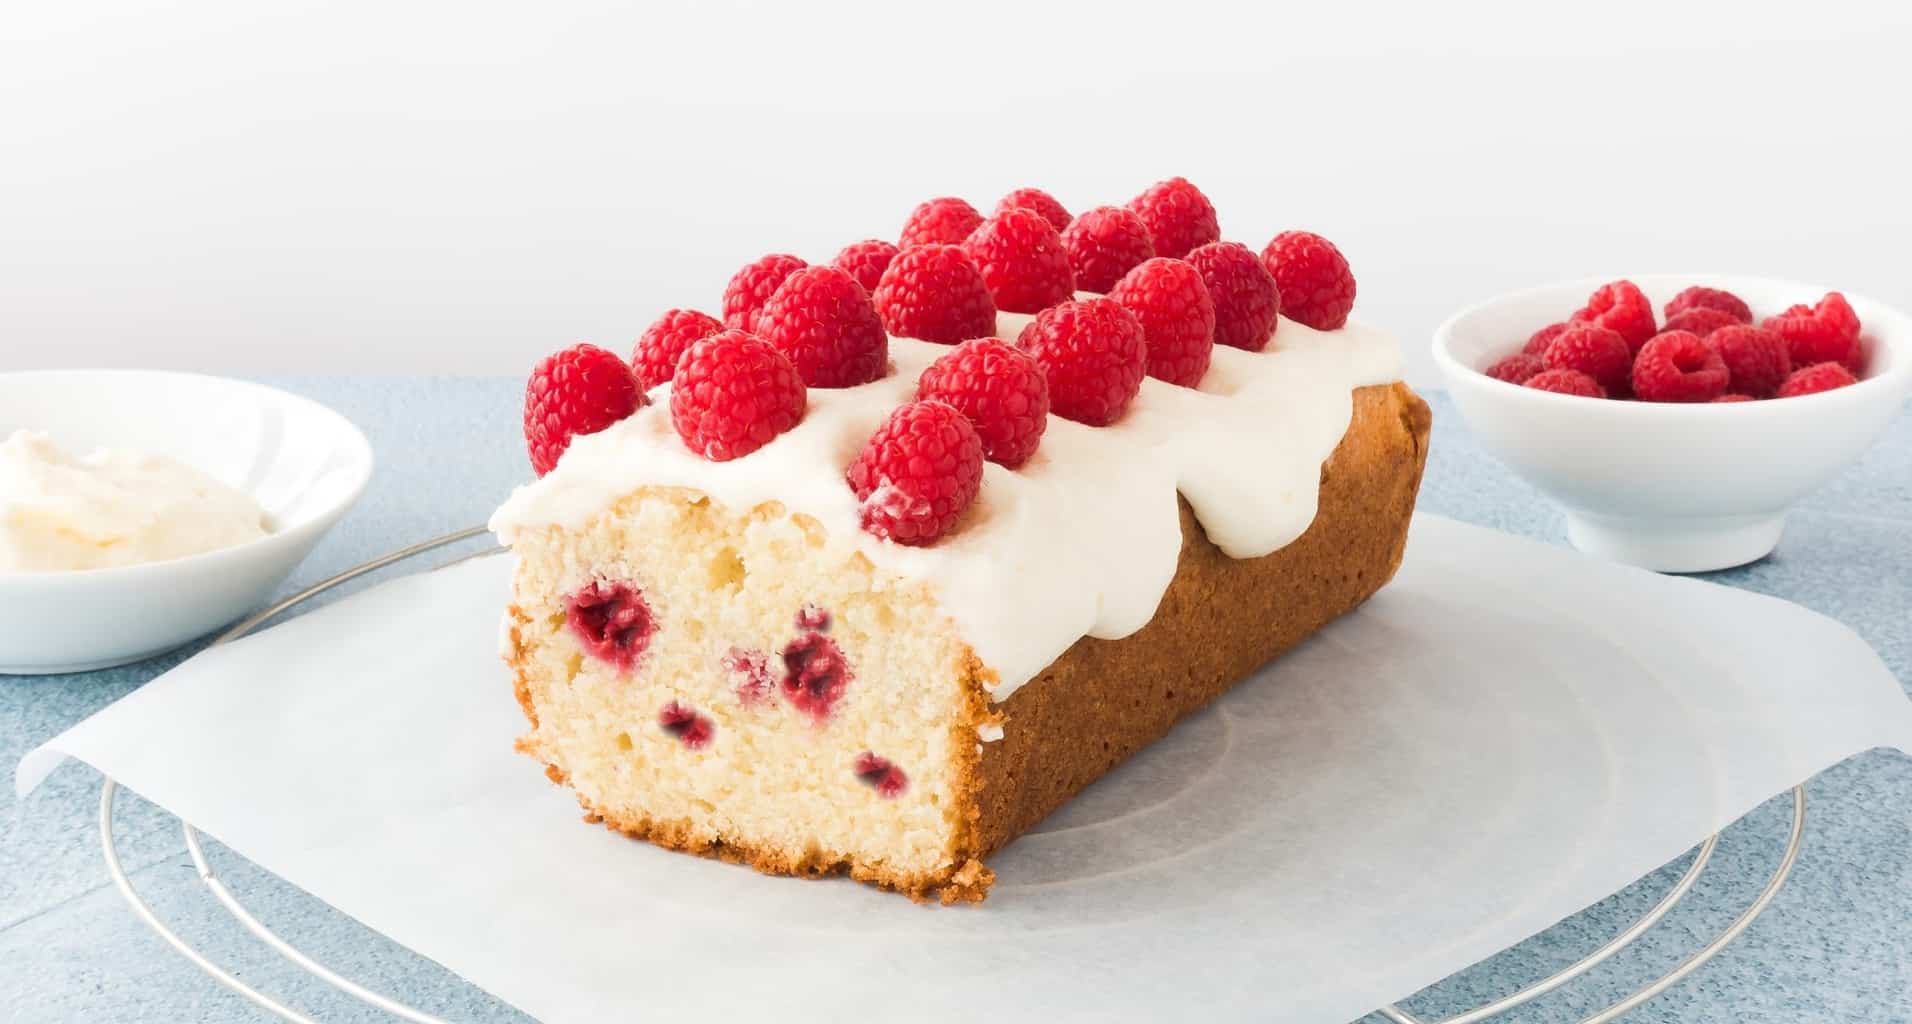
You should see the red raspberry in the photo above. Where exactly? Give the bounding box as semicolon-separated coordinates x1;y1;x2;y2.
1108;257;1215;387
962;207;1076;314
720;253;807;331
524;343;646;476
1631;330;1729;402
1664;286;1752;325
631;309;722;390
1763;292;1863;371
1016;298;1148;426
755;265;888;388
1543;323;1632;392
1712;393;1754;403
780;631;852;722
723;646;773;706
853;751;908;798
1187;241;1281;352
1484;352;1545;384
1776;361;1859;398
871;244;998;344
669;330;807;461
1060;205;1155;293
567;579;656;672
1706;325;1791;397
899;196;983;248
1572;280;1658;353
1126;177;1220;259
830;239;899;294
995;188;1071;233
915;338;1050;468
1662;307;1741;337
657;701;714;749
846;400;984;545
1260;230;1356;330
1523;368;1606;398
1523;322;1571;356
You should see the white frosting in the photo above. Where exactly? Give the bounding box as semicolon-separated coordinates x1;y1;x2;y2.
490;314;1402;702
0;430;270;573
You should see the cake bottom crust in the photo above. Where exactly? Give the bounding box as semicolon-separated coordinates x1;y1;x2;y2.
506;381;1430;902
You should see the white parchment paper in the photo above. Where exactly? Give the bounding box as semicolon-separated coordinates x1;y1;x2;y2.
19;515;1912;1023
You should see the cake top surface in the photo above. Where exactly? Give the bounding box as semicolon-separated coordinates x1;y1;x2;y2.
492;310;1401;699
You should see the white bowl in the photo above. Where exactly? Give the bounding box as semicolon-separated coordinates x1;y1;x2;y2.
1433;274;1912;573
0;371;373;674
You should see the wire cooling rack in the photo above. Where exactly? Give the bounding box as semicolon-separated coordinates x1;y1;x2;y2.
98;527;1807;1023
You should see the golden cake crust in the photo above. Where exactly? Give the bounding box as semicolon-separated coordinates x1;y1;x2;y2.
503;381;1430;902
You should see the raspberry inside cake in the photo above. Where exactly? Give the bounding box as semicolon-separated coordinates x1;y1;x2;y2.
492;181;1429;902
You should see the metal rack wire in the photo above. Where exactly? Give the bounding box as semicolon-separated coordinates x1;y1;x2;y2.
97;527;1807;1023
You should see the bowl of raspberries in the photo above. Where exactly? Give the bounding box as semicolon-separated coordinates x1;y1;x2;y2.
1433;274;1911;572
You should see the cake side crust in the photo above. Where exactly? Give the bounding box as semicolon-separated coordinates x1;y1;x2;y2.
964;381;1432;858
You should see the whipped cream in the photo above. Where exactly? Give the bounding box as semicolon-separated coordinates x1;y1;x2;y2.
491;314;1402;701
0;430;270;573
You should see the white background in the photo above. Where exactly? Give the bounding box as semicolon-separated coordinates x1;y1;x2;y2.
4;1;1909;386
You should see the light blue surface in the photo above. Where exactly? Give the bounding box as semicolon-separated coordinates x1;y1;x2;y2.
3;379;1909;1023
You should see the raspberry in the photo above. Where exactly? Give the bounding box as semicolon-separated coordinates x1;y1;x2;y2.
755;265;888;388
657;701;714;749
567;580;656;672
899;196;983;248
1763;292;1863;371
1776;361;1859;398
1187;241;1281;352
1126;177;1219;259
1016;298;1148;426
1664;286;1752;324
1572;280;1658;352
1523;368;1606;398
723;646;773;706
1108;257;1215;387
1523;322;1571;356
1712;393;1754;403
1662;307;1741;337
631;309;723;390
830;239;899;294
721;253;806;331
995;188;1071;233
524;343;646;476
1543;323;1632;392
962;207;1076;313
1060;205;1155;293
669;330;807;461
853;752;908;798
1484;352;1545;384
871;244;998;344
845;400;984;545
1631;330;1729;402
915;338;1050;468
1260;230;1356;330
1706;325;1791;397
780;631;852;722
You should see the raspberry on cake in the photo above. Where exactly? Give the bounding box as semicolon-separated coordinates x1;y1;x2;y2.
831;239;900;294
1108;256;1216;387
1261;230;1356;331
754;265;889;388
722;254;807;331
1127;177;1219;259
1187;241;1280;352
632;310;723;391
524;343;647;476
1060;206;1156;294
491;180;1426;903
900;197;984;249
994;188;1071;233
871;244;998;344
962;207;1076;314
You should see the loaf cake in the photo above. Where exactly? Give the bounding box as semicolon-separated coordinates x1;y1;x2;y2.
490;181;1430;902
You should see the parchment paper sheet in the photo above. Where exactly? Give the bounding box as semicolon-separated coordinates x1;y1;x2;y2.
20;515;1912;1022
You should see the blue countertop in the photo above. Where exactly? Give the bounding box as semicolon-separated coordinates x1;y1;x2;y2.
4;379;1908;1023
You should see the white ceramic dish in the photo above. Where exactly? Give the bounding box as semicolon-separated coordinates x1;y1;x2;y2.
1433;274;1912;573
0;371;372;674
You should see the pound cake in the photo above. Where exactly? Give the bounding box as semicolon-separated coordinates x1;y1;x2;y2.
490;180;1430;902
